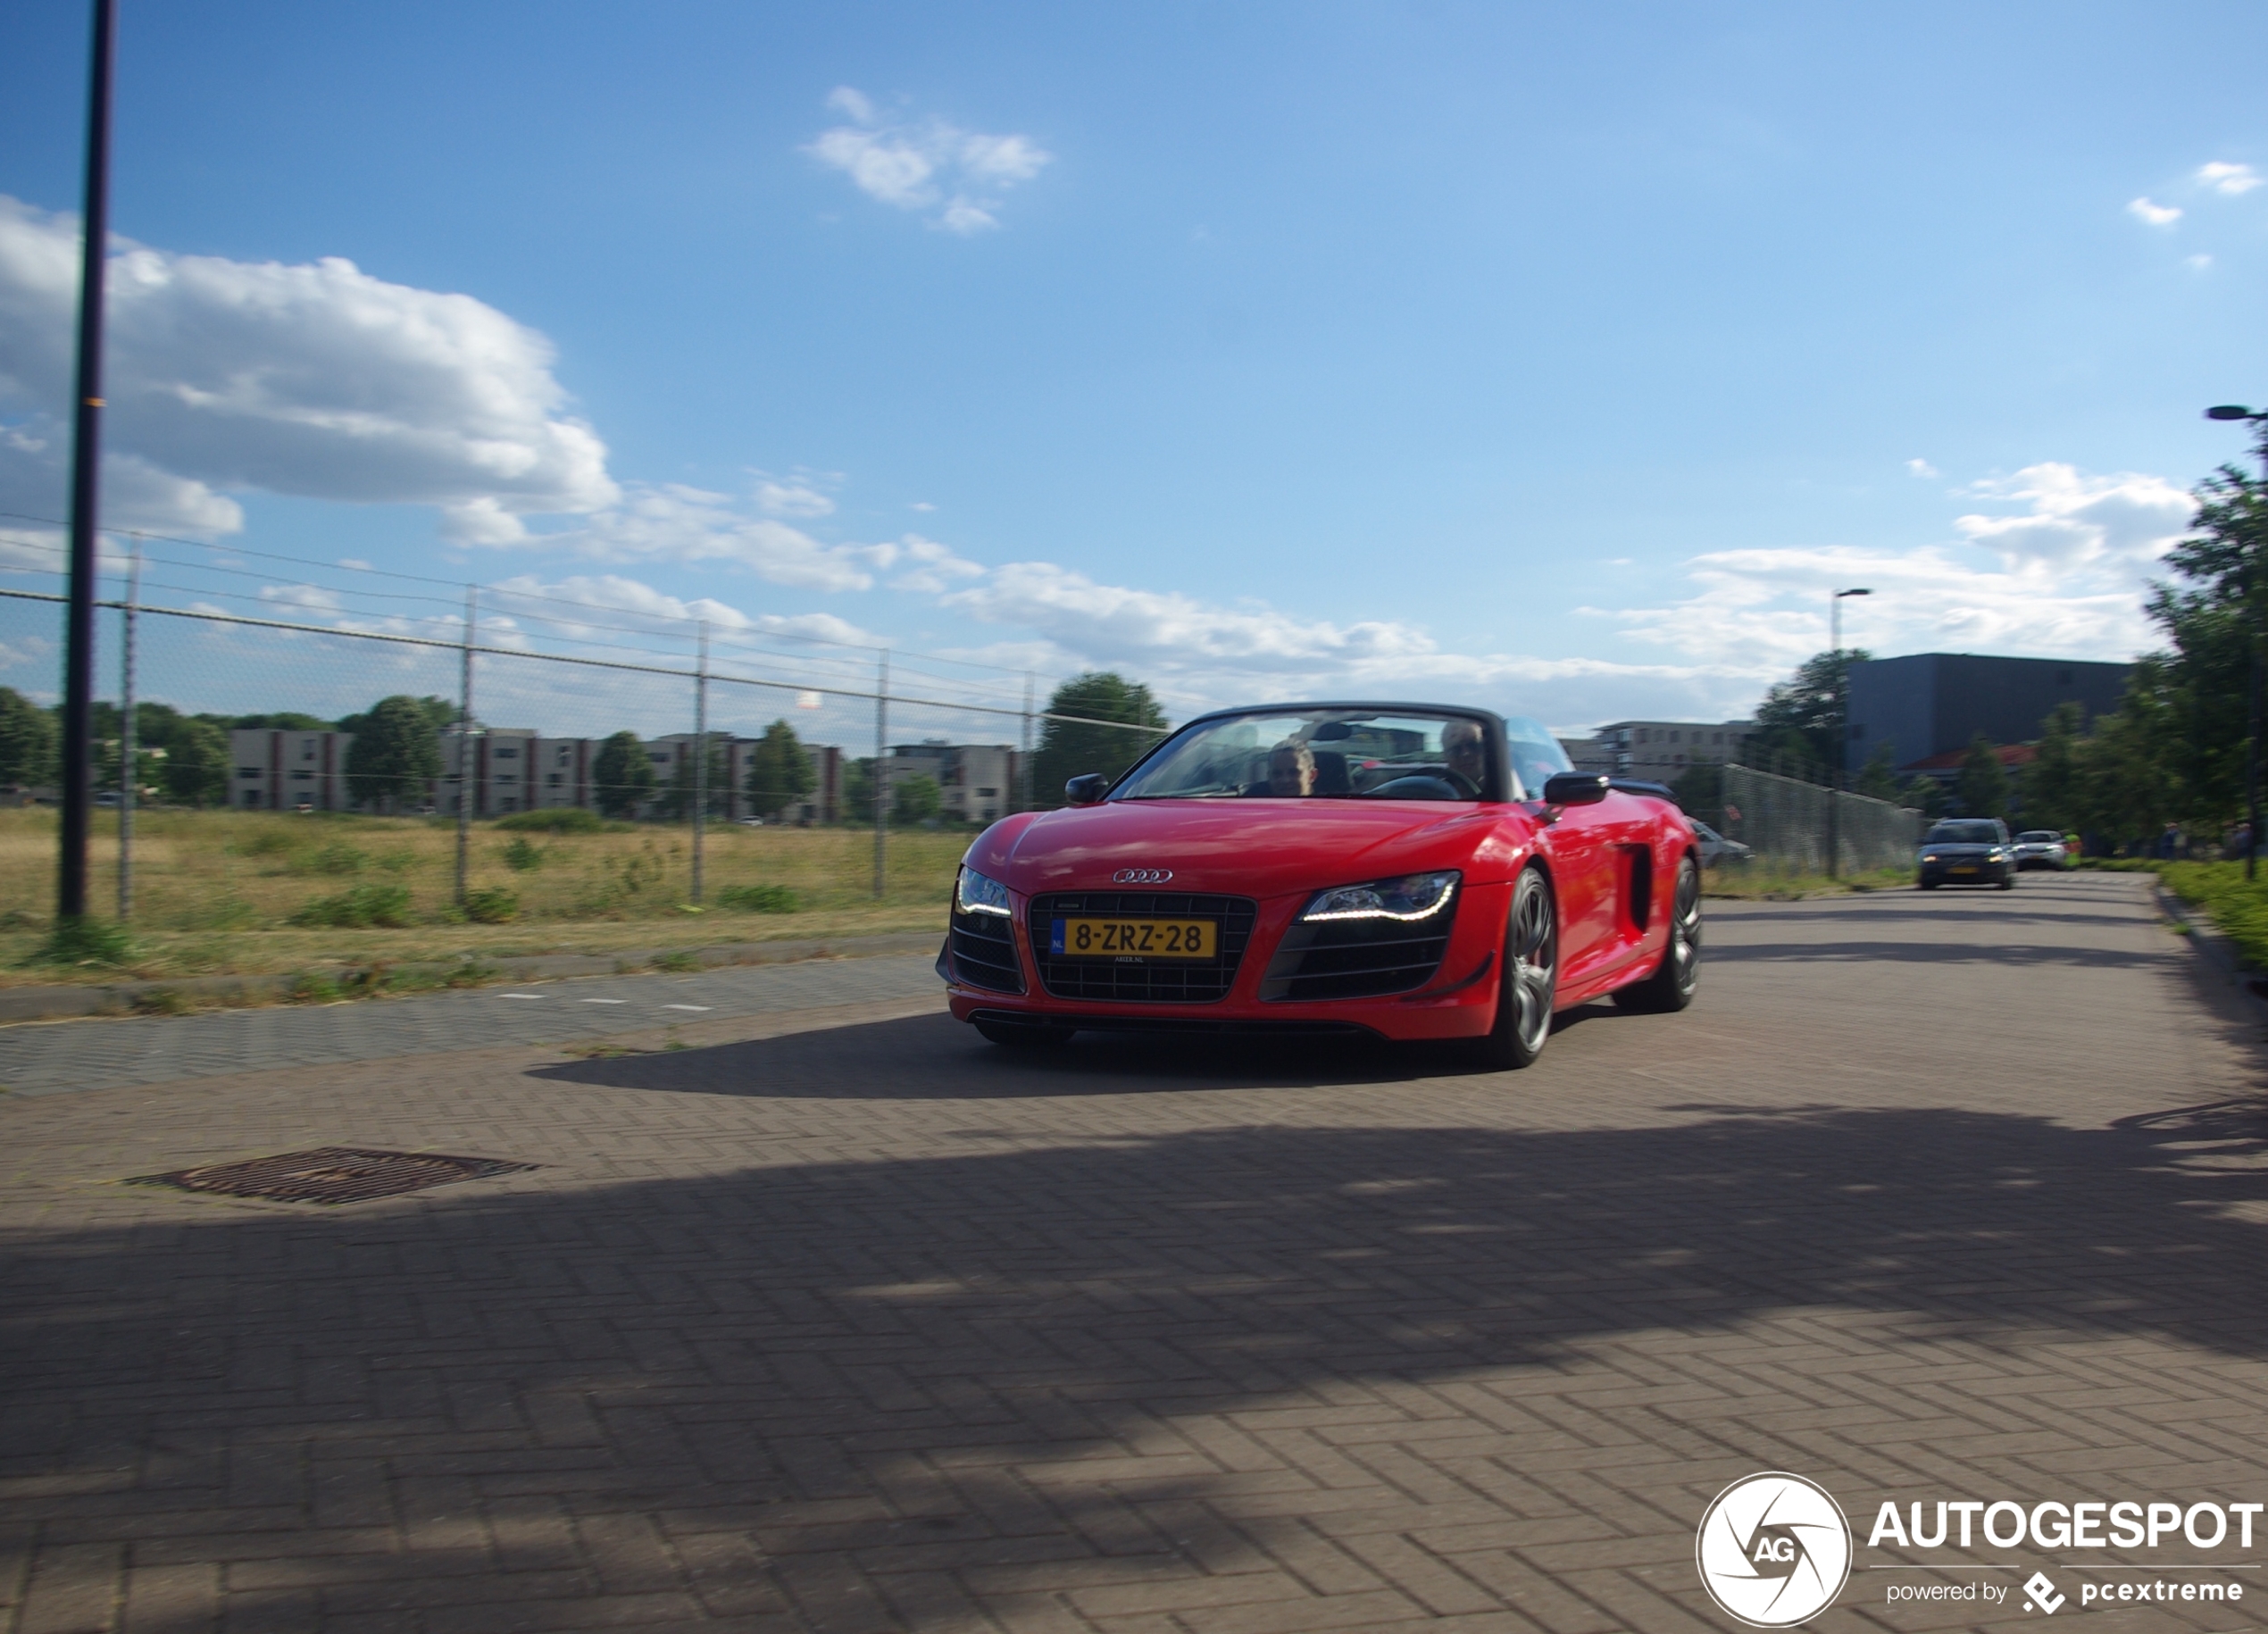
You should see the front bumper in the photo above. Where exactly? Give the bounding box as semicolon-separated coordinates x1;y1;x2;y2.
1920;860;2011;885
941;880;1513;1042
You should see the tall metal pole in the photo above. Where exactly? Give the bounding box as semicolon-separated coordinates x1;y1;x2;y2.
58;0;117;923
691;619;708;905
1826;591;1841;879
455;584;476;904
117;539;139;921
873;651;888;898
1021;671;1035;814
2252;423;2267;882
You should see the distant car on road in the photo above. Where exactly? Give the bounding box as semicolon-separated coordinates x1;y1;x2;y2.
1918;818;2015;889
2011;830;2070;871
1690;820;1753;866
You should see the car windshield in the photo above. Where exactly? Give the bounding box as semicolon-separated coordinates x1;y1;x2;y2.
2017;831;2060;843
1927;821;2002;845
1112;708;1529;802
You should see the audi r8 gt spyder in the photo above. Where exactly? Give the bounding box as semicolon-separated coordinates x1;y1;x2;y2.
937;703;1701;1069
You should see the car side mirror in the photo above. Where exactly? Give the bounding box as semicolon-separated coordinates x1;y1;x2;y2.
1540;771;1610;806
1064;773;1110;806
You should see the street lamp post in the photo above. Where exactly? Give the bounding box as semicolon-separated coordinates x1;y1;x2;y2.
2206;406;2268;880
1824;588;1872;878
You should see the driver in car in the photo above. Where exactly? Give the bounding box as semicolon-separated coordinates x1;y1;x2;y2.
1442;720;1486;790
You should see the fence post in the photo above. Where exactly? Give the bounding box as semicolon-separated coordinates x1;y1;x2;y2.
873;651;889;898
455;584;476;905
116;540;139;921
692;619;707;905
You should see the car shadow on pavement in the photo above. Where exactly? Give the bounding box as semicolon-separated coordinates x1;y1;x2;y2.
528;1010;1505;1097
11;1093;2268;1631
1703;939;2180;969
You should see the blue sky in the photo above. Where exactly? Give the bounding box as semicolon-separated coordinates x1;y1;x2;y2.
1;0;2264;730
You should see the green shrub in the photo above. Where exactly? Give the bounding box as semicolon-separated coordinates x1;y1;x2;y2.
230;828;299;858
288;971;346;1002
462;886;519;924
655;949;702;971
495;807;606;834
714;883;797;913
501;837;546;871
290;881;414;929
306;841;369;876
28;915;134;967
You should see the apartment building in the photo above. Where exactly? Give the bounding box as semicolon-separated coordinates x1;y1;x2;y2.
228;729;355;811
1595;720;1756;784
884;741;1021;824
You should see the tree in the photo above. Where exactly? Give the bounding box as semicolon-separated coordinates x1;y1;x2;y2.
0;687;54;790
1669;762;1723;827
228;711;330;732
2073;706;2171;852
892;772;941;826
1853;744;1900;802
1030;672;1168;805
335;696;456;739
2019;703;2085;833
745;720;816;819
163;720;229;807
344;696;446;812
840;757;876;823
1955;734;2008;821
1899;775;1949;820
591;731;658;820
655;735;729;821
1751;648;1872;777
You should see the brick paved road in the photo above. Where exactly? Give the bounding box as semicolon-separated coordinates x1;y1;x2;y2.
4;873;2266;1634
0;953;945;1097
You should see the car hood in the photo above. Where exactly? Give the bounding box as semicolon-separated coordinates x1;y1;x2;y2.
971;799;1518;898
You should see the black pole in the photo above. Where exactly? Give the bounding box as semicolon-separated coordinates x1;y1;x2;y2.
58;0;116;922
2247;643;2260;882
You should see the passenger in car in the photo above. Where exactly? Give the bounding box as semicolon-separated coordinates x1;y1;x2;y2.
1443;719;1487;789
1251;739;1317;796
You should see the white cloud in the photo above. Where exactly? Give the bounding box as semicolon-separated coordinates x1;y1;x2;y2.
1905;458;1939;479
2188;254;2214;271
1605;463;2191;683
2128;196;2182;227
0;195;616;541
908;500;936;513
2198;161;2263;196
804;90;1052;235
755;479;835;519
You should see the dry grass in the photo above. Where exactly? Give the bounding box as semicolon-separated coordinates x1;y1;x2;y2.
0;808;967;985
1699;862;1915;900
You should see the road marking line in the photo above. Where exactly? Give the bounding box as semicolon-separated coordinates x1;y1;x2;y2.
580;998;629;1005
664;1004;712;1012
499;993;547;1000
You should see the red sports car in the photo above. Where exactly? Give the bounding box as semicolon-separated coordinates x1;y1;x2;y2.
939;703;1700;1067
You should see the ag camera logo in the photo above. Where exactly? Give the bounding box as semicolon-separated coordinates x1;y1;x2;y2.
1697;1472;1854;1627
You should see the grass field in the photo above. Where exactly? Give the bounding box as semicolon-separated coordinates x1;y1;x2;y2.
1;807;969;986
1698;862;1914;899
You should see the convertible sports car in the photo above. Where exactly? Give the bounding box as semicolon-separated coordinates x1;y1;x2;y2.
938;702;1701;1068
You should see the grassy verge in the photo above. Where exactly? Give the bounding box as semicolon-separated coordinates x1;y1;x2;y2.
1700;863;1914;900
2084;858;2268;969
0;807;966;987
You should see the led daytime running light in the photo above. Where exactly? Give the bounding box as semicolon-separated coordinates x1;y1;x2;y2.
955;866;1013;917
1301;871;1460;923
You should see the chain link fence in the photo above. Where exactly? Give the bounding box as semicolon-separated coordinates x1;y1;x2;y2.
1720;763;1922;876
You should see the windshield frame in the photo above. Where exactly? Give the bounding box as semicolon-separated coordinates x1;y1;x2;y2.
1105;702;1516;804
1926;821;2005;846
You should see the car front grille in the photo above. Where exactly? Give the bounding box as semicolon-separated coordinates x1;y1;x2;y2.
948;910;1023;993
1258;907;1456;1002
1028;891;1257;1004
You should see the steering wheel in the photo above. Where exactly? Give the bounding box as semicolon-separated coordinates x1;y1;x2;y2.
1438;768;1481;798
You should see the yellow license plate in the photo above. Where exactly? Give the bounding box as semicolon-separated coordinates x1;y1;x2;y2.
1950;866;1979;875
1050;917;1217;959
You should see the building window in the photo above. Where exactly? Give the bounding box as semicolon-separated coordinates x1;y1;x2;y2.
244;790;262;806
976;787;998;797
496;746;519;760
547;772;563;787
238;768;261;779
1670;730;1680;744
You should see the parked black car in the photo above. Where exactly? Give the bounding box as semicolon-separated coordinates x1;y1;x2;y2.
1917;818;2015;890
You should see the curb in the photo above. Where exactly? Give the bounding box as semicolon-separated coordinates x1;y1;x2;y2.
2153;882;2268;1018
0;930;943;1028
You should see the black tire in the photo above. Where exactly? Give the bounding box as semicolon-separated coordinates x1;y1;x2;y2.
974;1020;1073;1047
1918;880;1938;890
1614;853;1701;1013
1997;869;2016;891
1468;867;1556;1070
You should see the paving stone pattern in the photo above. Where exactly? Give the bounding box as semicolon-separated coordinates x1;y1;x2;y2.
3;874;2266;1634
0;953;944;1096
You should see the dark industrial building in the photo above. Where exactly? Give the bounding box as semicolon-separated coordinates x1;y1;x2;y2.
1843;653;2131;774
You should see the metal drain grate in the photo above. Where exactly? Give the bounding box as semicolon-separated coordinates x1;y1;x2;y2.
129;1146;538;1205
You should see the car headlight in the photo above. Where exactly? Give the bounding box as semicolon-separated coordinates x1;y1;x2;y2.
1987;850;2006;862
1921;854;1939;863
955;865;1012;917
1300;870;1460;922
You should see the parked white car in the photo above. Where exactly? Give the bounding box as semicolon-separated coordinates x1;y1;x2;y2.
1691;819;1753;866
2011;830;2070;871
